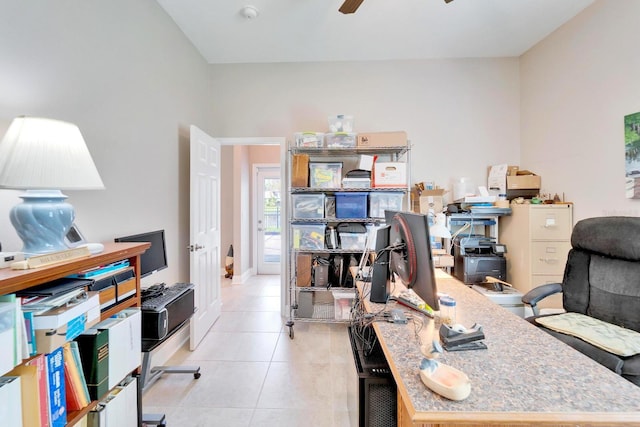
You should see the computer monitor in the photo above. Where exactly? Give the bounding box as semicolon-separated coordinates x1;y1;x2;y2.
114;229;168;278
384;210;439;311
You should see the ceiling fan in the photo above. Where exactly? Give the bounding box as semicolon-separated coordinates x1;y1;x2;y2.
339;0;453;15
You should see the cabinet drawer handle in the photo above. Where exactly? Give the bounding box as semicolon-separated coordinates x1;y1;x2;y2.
539;257;559;264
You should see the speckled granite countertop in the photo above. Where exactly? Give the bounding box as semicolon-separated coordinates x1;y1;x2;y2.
358;270;640;425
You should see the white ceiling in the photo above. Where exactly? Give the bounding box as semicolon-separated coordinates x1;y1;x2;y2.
156;0;594;64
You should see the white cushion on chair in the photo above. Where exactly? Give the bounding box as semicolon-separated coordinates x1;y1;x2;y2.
535;312;640;357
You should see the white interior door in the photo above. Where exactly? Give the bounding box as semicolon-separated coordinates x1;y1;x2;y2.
189;125;221;350
255;165;281;275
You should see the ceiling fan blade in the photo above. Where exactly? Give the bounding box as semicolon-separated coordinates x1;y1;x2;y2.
339;0;365;14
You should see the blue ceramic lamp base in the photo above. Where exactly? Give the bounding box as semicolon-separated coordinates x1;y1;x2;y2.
10;190;74;255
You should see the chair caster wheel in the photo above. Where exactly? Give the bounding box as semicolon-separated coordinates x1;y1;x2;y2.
194;372;201;379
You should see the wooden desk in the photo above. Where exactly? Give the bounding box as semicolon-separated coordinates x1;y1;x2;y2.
357;270;640;426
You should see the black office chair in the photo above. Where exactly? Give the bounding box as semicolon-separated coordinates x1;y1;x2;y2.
522;216;640;386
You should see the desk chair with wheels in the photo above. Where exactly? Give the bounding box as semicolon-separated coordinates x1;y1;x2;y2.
522;216;640;386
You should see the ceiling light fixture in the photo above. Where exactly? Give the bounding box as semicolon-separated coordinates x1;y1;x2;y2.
240;5;259;19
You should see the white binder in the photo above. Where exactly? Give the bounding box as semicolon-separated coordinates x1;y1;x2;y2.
0;376;23;427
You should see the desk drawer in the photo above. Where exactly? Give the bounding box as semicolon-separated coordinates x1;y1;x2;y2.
532;275;564;310
530;206;572;240
531;241;571;275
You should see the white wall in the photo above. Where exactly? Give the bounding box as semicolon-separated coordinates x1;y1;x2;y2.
210;58;521;204
0;0;212;284
521;0;640;221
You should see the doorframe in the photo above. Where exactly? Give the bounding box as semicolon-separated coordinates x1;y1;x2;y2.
253;163;282;275
216;138;288;315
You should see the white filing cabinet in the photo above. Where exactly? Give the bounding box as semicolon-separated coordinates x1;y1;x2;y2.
499;203;573;312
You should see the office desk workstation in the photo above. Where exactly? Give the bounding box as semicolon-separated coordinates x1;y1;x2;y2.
355;269;640;427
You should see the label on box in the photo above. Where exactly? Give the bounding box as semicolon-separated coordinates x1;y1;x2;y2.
357;131;407;147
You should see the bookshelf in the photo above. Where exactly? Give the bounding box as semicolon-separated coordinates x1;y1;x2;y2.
0;242;149;427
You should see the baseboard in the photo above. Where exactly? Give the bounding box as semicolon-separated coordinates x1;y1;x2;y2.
232;268;252;284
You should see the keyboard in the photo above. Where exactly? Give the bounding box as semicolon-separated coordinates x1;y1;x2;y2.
141;282;194;311
394;289;435;318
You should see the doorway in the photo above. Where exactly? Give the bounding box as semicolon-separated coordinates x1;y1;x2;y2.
254;164;281;275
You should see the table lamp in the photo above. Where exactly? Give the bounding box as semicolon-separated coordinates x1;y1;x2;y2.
0;116;104;255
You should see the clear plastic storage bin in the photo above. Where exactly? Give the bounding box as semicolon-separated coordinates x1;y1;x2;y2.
328;115;354;133
292;194;325;219
325;132;356;148
342;178;371;188
294;132;324;147
369;192;404;218
309;162;342;188
333;290;356;320
292;224;326;250
339;232;368;250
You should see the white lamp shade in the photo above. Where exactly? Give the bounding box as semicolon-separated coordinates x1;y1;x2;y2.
0;116;104;190
430;213;452;239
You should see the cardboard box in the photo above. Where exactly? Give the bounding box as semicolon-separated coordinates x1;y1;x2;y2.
433;254;454;268
114;268;136;302
296;254;312;287
357;131;407;147
507;173;541;190
291;154;309;187
419;189;446;215
373;162;407;188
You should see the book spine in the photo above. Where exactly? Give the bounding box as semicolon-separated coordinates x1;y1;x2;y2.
63;354;83;411
45;346;67;427
26;354;50;427
23;311;37;356
62;342;88;411
69;341;91;404
75;329;109;401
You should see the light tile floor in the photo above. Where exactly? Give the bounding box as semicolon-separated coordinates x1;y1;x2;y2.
143;275;358;427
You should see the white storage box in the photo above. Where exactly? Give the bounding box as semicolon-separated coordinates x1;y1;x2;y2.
0;303;16;375
0;376;22;427
90;308;141;389
373;162;407;188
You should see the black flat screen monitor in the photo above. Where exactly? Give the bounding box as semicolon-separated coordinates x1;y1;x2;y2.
384;210;439;311
369;225;391;303
114;229;168;278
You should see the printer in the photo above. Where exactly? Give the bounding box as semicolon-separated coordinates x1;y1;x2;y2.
453;235;507;285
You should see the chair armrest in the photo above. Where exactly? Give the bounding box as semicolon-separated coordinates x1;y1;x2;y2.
521;283;563;316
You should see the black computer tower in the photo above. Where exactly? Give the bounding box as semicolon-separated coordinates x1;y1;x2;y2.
348;326;397;427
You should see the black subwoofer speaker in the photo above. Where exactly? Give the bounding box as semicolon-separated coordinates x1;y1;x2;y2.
369;225;390;303
348;326;397;427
